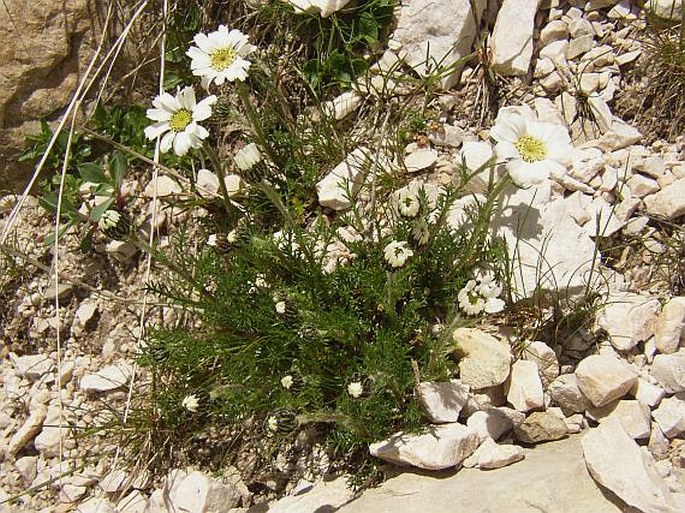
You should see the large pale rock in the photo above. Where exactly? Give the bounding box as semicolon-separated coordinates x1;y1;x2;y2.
644;178;685;219
522;341;559;385
596;292;661;351
11;353;53;381
316;148;370;210
648;0;683;21
339;436;625;513
490;0;540;75
369;423;480;470
655;297;685;354
466;408;517;442
630;377;666;408
393;0;486;88
0;0;108;192
35;405;75;457
506;360;544;412
147;468;248;513
651;350;685;393
587;400;651;440
76;498;118;513
575;354;637;407
462;438;524;470
7;406;47;457
652;394;685;438
80;361;132;393
582;419;681;513
416;380;470;423
453;328;512;389
514;411;568;444
549;374;592;414
492;182;597;299
268;477;354;513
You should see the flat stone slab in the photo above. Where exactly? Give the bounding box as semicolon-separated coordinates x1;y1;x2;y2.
338;436;625;513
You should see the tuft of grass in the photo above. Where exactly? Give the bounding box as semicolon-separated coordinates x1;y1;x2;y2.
617;10;685;141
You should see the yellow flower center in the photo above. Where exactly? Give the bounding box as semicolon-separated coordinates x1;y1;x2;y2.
515;135;547;163
210;47;237;71
169;109;192;132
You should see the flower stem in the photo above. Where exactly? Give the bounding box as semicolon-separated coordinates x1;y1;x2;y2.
236;83;279;167
203;142;233;216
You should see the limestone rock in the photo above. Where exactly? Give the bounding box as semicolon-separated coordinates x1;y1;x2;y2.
587;400;651;439
651;350;685;393
34;405;75;457
338;436;625;513
80;361;132;393
316;148;370;210
492;184;597;299
267;477;354;513
522;341;559;385
76;498;118;513
453;328;512;389
321;91;363;120
653;394;685;438
117;490;149;513
170;470;248;513
490;0;539;76
369;423;480;470
549;374;592;414
393;0;486;88
644;178;685;219
655;297;685;354
416;380;470;423
596;292;661;351
631;377;666;408
466;408;517;442
144;175;182;197
506;360;544;413
11;353;53;381
582;419;681;513
462;438;525;470
0;0;108;192
404;148;438;173
514;411;568;444
575;354;637;407
647;0;683;21
8;407;47;457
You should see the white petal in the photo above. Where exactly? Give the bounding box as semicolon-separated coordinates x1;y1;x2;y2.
186;46;208;61
193;32;213;53
507;160;547;188
546;159;568;179
193;95;217;121
173;131;192;156
494;141;519;161
160;131;175;153
490;113;526;143
227;28;246;47
144;121;169;140
146;108;172;122
177;87;197;110
194;124;209;139
153;92;181;113
484;298;505;314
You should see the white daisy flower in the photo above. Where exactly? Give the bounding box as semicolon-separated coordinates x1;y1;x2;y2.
186;26;257;88
347;381;364;398
490;106;573;188
234;142;262;171
182;394;200;413
397;190;420;218
144;86;217;156
281;375;294;390
275;300;287;315
207;233;218;246
458;279;485;316
383;240;414;268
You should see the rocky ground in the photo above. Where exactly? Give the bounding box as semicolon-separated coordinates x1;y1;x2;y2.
1;1;685;512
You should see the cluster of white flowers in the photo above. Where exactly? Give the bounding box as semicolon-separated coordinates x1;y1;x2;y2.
98;209;121;231
281;375;294;390
145;26;257;157
383;240;413;268
457;272;505;316
490;106;573;188
182;394;200;413
234;142;262;171
347;381;364;398
397;189;420;218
